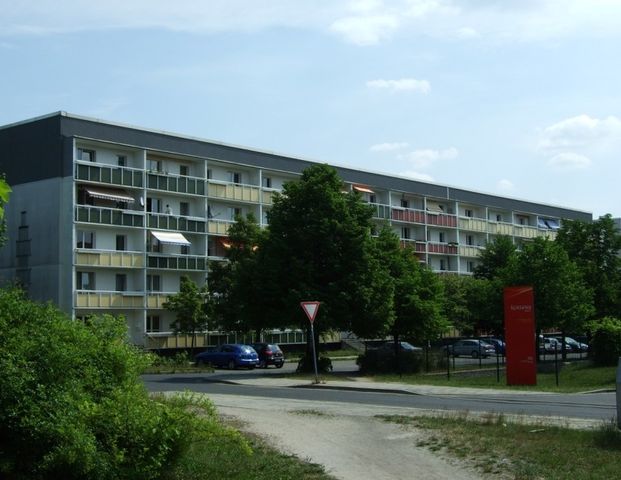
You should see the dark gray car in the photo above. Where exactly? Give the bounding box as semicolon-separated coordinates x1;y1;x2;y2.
447;339;496;358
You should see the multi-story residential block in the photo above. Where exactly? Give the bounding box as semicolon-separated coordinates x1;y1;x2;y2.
0;112;592;348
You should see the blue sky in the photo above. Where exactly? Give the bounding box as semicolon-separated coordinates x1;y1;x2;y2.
1;0;620;218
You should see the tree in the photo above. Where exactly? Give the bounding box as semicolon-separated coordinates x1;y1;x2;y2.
473;235;517;280
208;213;268;341
511;237;594;358
257;164;392;363
0;176;11;245
555;214;621;319
163;276;209;348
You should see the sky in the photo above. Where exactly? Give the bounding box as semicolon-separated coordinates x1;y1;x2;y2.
1;0;620;218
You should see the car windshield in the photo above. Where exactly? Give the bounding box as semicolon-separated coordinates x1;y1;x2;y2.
240;346;255;353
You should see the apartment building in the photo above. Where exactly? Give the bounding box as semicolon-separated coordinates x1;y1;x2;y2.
0;112;592;348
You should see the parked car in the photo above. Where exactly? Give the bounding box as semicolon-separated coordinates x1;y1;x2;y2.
482;338;505;355
447;339;496;358
376;341;423;355
252;342;285;368
538;336;562;353
195;344;259;369
560;336;589;352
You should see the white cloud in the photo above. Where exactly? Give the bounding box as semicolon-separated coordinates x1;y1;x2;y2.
366;78;431;93
370;142;409;151
330;14;399;45
538;114;621;150
398;147;458;168
547;152;591;170
496;179;514;192
398;170;434;182
455;26;479;38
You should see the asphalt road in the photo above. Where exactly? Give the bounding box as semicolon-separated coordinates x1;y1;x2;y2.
143;361;617;423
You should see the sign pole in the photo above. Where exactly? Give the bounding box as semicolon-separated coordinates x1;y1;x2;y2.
300;301;321;384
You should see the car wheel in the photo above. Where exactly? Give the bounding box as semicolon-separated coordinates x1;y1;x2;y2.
276;363;284;369
471;351;479;359
228;360;236;370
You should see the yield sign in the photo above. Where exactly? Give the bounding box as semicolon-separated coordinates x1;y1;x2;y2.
300;301;320;323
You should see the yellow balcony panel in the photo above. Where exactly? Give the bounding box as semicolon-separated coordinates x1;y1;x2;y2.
489;222;513;235
147;294;170;309
75;292;144;309
75;250;144;268
208;181;260;203
208;220;232;235
459;218;488;232
459;246;482;257
539;230;558;240
262;190;276;205
514;225;539;238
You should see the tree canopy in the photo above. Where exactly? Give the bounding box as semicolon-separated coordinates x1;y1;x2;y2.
163;275;209;348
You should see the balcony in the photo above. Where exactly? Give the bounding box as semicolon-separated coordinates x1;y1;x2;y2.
147;213;206;233
75;205;144;228
370;203;391;220
147;292;172;309
75;290;144;309
147;173;205;195
426;213;457;227
392;207;425;224
427;242;458;255
488;222;513;235
459;217;488;232
75;249;144;268
208;181;261;203
262;190;277;205
513;225;539;238
207;219;233;235
147;254;206;271
75;162;143;188
459;245;483;258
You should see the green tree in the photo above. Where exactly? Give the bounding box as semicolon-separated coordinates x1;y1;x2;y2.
258;164;392;363
473;235;517;280
512;237;594;358
556;214;621;319
163;275;209;348
0;176;11;245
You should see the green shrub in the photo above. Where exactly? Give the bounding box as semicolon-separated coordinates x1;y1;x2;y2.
0;288;195;480
296;354;333;373
357;349;424;374
587;317;621;366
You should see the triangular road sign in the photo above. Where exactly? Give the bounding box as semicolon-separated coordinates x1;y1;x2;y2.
300;301;320;323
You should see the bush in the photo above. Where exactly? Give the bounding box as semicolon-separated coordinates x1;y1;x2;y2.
0;288;196;480
357;349;424;374
296;354;333;373
588;317;621;366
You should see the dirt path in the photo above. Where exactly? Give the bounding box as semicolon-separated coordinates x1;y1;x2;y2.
210;394;489;480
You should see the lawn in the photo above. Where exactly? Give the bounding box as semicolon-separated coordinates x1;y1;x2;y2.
380;413;621;480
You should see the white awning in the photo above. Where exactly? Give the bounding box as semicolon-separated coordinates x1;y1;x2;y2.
150;231;191;246
353;185;374;194
85;187;135;203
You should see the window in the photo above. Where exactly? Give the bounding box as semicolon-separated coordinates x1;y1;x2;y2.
146;198;161;213
207;169;212;179
181;245;190;255
440;259;446;271
115;274;127;292
467;261;474;273
116;235;126;251
401;227;410;239
466;235;473;246
229;207;242;220
369;194;376;204
496;214;502;222
180;202;189;216
77;148;96;162
148;159;162;172
465;209;473;218
77;271;95;290
20;210;27;226
147;274;161;292
179;165;189;176
117;155;126;167
400;199;409;208
229;172;241;184
147;315;161;332
439;232;445;243
263;177;272;188
77;231;95;249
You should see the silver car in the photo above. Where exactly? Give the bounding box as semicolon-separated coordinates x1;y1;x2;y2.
448;339;496;358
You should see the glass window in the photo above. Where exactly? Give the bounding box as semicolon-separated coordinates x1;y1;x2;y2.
117;155;126;166
147;315;160;332
77;271;95;290
400;199;409;208
179;165;189;176
147;274;161;292
78;148;96;162
116;235;126;251
180;202;189;216
263;177;272;188
115;274;127;292
77;231;95;249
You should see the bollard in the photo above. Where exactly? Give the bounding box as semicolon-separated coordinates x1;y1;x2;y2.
617;358;621;429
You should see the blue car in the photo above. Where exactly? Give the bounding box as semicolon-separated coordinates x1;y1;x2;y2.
195;344;259;369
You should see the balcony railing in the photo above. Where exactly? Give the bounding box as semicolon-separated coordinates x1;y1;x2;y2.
400;239;427;252
147;213;206;233
459;245;483;257
147;292;172;309
427;242;458;255
147;173;205;195
147;254;206;271
75;290;144;308
208;181;261;203
392;207;426;224
513;225;539;238
488;222;513;235
459;217;488;232
262;190;277;205
75;162;143;188
75;205;144;228
370;203;391;220
75;249;144;268
207;219;233;235
426;213;457;227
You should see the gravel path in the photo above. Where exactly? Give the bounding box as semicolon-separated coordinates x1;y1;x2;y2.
210;393;489;480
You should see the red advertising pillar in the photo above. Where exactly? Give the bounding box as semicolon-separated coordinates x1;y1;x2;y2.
504;286;536;385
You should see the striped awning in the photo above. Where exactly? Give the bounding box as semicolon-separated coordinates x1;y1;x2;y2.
150;231;191;246
85;187;135;203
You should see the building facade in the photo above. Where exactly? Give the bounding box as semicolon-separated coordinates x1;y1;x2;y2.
0;112;592;348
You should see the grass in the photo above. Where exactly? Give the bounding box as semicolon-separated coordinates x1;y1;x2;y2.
159;393;336;480
368;361;616;393
379;413;621;480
